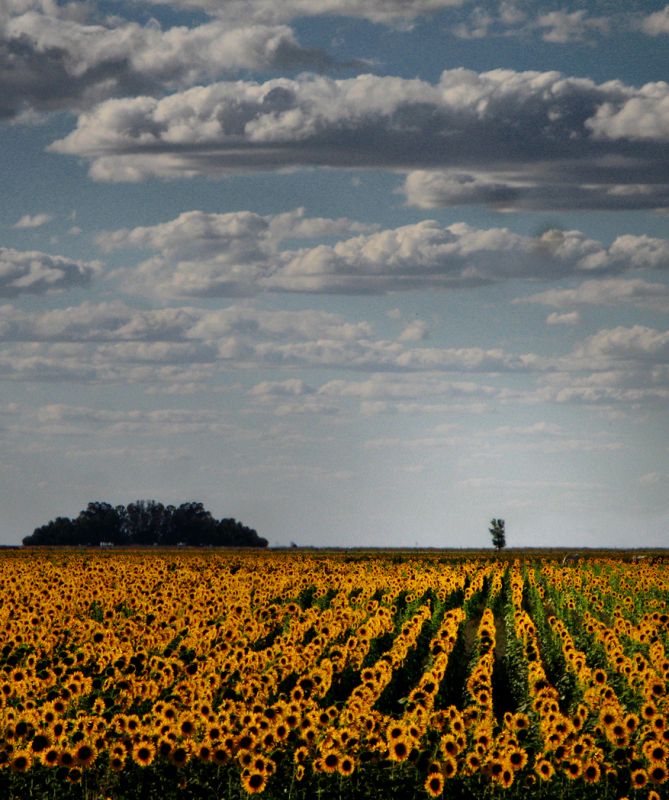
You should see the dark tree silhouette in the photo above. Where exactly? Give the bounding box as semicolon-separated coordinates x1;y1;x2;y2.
489;518;506;551
23;516;78;546
22;500;266;548
77;502;127;545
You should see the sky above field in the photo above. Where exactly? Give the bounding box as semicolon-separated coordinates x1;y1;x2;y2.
1;0;669;548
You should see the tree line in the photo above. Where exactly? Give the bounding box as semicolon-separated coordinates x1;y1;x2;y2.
22;500;267;548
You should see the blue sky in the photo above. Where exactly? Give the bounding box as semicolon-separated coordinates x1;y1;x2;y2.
1;0;668;547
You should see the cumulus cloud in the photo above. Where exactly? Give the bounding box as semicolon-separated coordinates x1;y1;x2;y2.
319;375;499;400
402;170;669;212
0;297;548;385
398;320;429;342
547;311;581;326
246;380;338;416
318;375;499;416
49;69;669;188
586;81;669;142
0;246;100;297
99;208;377;297
99;210;669;297
0;2;336;120
519;278;669;312
249;378;314;397
12;212;53;229
640;5;669;36
0;300;373;345
536;10;609;43
536;369;669;410
575;325;669;363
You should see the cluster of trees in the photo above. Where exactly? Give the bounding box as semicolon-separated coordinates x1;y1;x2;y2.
23;500;267;548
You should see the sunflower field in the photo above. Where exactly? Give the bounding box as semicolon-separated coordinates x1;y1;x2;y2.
0;549;667;800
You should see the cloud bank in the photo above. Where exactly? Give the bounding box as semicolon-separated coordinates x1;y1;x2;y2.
0;2;336;120
49;69;669;191
98;209;669;297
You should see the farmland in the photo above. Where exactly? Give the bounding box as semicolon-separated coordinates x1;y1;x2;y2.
0;549;667;799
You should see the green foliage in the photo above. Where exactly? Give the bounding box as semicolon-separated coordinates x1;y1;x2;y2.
489;518;506;550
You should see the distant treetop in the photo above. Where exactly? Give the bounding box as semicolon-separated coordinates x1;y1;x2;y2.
23;500;267;548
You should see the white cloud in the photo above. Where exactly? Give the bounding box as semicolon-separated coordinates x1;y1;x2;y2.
0;296;549;386
398;320;429;342
536;372;669;410
319;375;499;400
0;247;100;297
16;402;236;437
586;81;669;142
0;4;335;120
99;210;669;298
520;278;669;313
639;472;669;485
49;69;669;195
576;325;669;362
640;5;669;36
137;0;466;27
402;170;669;212
0;300;374;345
536;10;609;43
547;311;581;326
249;378;314;398
12;213;53;229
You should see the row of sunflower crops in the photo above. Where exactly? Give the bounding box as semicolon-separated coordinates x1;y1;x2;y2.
0;549;667;799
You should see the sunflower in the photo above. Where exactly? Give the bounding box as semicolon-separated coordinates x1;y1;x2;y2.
387;723;404;740
92;698;106;715
465;752;481;773
39;746;60;768
338;755;355;776
74;742;97;768
507;747;528;771
497;767;514;789
168;744;190;768
132;741;156;767
321;751;339;774
58;749;76;768
630;768;648;789
30;733;50;755
441;755;457;779
599;707;617;728
534;758;554;781
67;767;83;784
109;753;125;772
582;760;601;784
648;764;668;785
440;734;459;758
388;736;411;762
424;772;444;797
644;741;668;764
564;759;582;780
10;750;32;772
240;769;266;795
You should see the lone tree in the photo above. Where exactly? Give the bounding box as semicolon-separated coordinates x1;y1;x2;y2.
489;518;506;550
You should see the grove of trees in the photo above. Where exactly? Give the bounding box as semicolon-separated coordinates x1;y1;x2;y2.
22;500;267;548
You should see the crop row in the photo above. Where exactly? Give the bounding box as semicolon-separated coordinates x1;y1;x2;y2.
0;550;667;799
